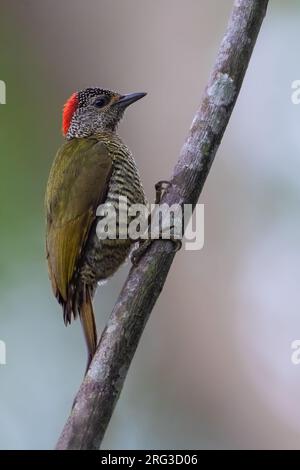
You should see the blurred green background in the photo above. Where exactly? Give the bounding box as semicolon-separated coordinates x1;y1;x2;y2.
1;0;300;450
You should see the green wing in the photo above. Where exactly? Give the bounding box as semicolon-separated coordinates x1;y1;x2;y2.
45;137;112;302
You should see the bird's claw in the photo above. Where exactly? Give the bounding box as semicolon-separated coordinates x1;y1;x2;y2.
130;180;180;266
131;240;152;266
155;180;172;204
171;239;182;253
131;236;182;266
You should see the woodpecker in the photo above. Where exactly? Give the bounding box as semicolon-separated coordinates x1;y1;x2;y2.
45;87;147;369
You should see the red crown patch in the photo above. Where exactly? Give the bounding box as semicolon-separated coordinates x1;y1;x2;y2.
62;92;78;135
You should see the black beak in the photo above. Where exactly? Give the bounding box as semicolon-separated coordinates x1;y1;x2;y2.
116;92;147;109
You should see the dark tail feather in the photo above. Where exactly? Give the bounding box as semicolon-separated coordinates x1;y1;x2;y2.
80;285;97;373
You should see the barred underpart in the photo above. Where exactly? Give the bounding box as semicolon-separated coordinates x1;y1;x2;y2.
80;133;146;286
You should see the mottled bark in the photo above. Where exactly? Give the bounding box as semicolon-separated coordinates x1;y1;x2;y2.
56;0;269;450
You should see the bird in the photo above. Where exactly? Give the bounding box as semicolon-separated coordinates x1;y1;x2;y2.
45;87;147;370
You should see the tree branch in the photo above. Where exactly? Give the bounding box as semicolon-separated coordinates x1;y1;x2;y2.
56;0;269;450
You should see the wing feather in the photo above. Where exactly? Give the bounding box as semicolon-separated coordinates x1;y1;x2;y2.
45;137;112;303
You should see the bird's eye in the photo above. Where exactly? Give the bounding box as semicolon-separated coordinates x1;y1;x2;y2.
94;95;110;108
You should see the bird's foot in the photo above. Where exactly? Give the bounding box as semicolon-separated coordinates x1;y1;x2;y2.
131;234;182;266
130;179;181;266
131;239;152;266
155;180;172;204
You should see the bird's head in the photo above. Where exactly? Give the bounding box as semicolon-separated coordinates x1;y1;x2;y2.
62;87;147;139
